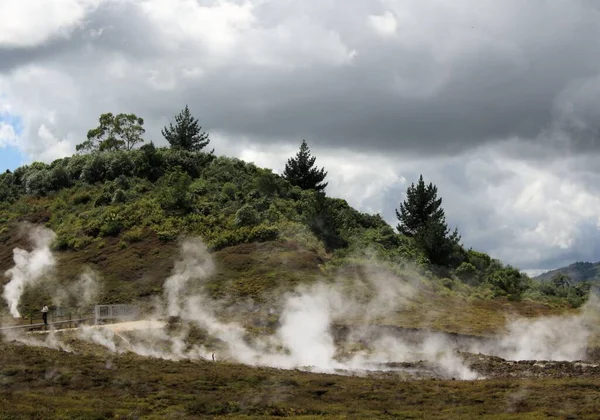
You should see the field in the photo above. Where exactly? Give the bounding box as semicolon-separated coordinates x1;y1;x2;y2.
2;327;600;419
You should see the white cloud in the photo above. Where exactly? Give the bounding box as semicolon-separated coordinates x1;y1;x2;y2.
0;0;100;48
368;11;397;37
139;0;255;56
0;122;17;147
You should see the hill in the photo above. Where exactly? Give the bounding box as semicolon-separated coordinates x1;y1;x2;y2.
534;261;600;284
0;146;589;332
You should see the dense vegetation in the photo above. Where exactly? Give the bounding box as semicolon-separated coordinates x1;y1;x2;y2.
0;111;591;316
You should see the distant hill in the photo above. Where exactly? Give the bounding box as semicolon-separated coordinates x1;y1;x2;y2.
534;261;600;284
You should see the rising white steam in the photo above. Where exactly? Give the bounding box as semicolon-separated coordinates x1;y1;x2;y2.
5;235;600;382
74;237;478;378
53;267;102;310
2;225;56;317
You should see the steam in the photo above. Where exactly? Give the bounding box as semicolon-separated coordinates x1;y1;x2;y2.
4;233;600;382
53;267;102;310
2;328;72;353
76;238;478;378
2;225;56;317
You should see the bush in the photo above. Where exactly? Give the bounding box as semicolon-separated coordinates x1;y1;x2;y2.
112;189;127;204
249;224;279;242
235;204;259;227
49;166;71;190
122;227;144;244
455;262;477;284
25;168;52;196
221;182;236;200
73;191;92;205
487;267;529;300
106;151;134;180
81;153;108;184
66;154;89;180
99;212;123;237
157;168;192;212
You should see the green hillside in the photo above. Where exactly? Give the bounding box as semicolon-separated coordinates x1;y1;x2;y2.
0;139;588;331
535;261;600;284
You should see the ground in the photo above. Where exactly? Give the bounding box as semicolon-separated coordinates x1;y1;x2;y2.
1;335;600;419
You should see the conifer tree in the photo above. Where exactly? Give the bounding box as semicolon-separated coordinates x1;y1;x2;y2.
162;105;211;152
283;140;328;192
396;175;461;266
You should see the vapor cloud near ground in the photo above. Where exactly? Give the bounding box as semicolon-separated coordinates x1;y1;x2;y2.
5;235;598;381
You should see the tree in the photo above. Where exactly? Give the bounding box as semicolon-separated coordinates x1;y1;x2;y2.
161;105;211;152
116;113;145;150
396;175;461;266
76;113;145;153
487;267;529;300
552;273;573;289
283;140;328;192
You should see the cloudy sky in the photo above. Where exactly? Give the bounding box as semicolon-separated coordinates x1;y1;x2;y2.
2;0;600;274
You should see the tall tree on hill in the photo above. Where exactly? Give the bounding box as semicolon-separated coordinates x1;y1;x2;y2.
283;140;328;192
76;113;145;153
396;175;461;266
161;105;211;152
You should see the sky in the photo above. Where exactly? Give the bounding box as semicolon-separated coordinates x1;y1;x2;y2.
2;0;600;274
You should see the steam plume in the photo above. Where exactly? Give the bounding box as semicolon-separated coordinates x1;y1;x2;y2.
2;225;56;317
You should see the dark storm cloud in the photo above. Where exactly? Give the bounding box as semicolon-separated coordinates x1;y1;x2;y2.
4;0;600;156
4;0;600;271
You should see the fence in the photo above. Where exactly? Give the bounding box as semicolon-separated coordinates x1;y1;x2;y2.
94;304;139;324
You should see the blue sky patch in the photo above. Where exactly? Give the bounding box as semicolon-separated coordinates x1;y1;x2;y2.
0;106;26;172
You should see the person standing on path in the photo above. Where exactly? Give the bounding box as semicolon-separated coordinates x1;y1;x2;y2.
41;305;49;326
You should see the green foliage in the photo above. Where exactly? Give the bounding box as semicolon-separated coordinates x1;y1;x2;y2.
0;145;583;308
235;204;259;227
112;189;127;204
162;105;211;152
396;175;462;267
283;140;328;192
99;212;123;237
486;266;529;300
455;262;478;284
122;227;144;244
156;168;192;212
77;112;145;153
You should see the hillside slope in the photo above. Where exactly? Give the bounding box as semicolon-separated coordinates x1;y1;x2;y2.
535;261;600;284
0;147;586;332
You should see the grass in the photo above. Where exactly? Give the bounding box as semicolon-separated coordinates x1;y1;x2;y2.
1;340;600;419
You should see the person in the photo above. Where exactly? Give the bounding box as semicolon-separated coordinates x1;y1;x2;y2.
41;305;49;326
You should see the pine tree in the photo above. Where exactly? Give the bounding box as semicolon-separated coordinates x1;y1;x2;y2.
161;105;211;152
283;140;328;192
396;175;461;266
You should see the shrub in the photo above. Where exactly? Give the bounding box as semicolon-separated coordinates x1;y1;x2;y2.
66;154;89;180
106;151;135;180
25;169;52;196
157;168;192;212
122;227;144;244
249;224;279;242
221;182;236;200
73;192;92;205
81;153;108;184
487;267;529;300
455;262;477;284
99;212;123;237
235;204;259;227
49;166;71;190
112;189;127;204
94;191;112;207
